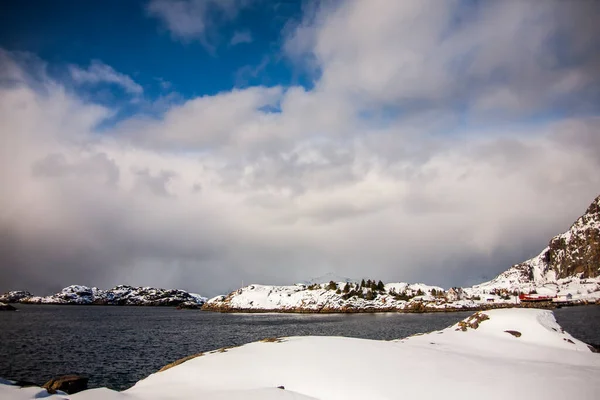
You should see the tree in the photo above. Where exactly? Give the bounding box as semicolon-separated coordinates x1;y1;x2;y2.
327;281;337;291
365;290;375;301
343;282;350;293
377;280;385;291
431;288;437;296
336;288;342;295
360;279;366;288
416;288;424;296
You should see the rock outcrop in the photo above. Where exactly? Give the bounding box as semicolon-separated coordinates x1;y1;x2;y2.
0;302;17;311
43;375;88;394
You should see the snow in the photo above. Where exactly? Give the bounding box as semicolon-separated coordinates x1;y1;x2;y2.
205;282;457;312
2;309;598;400
0;286;207;307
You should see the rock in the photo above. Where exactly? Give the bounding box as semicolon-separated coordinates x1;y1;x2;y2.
176;301;202;310
0;302;17;311
0;291;32;303
505;330;522;337
43;375;88;394
2;285;207;307
158;353;204;372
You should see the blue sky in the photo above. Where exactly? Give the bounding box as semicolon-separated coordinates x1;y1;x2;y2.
0;1;309;106
1;0;599;295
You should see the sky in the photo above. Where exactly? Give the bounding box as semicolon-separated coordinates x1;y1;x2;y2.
1;0;600;297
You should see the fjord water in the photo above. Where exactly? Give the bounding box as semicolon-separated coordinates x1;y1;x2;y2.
1;305;598;391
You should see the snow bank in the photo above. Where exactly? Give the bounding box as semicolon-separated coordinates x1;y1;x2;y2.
2;309;598;400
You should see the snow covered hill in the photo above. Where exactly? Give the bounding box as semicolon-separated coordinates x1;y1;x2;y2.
204;194;600;313
2;309;599;399
0;285;207;307
203;281;454;312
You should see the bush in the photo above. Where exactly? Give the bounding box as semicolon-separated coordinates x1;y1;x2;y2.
336;288;342;294
365;290;375;301
327;281;338;291
394;291;412;301
416;289;424;296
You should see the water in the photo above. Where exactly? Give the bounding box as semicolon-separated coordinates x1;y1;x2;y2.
0;305;598;391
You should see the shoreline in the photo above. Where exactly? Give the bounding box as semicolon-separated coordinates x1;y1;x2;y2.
200;301;597;314
4;300;597;313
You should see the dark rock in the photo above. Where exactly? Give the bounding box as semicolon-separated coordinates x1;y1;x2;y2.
587;343;600;353
43;375;88;394
176;301;202;310
277;386;285;390
504;330;522;337
0;303;17;311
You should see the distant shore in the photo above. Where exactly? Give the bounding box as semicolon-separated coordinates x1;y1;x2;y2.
201;301;598;314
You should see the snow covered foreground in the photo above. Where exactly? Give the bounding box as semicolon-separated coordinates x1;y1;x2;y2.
2;309;599;400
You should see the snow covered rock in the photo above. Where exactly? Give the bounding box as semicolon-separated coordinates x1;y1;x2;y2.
0;291;32;303
1;285;207;307
1;309;598;400
202;281;456;313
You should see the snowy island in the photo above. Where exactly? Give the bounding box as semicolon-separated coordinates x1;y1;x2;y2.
2;308;599;399
0;285;207;308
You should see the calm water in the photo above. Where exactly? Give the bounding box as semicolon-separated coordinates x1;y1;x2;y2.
0;305;598;391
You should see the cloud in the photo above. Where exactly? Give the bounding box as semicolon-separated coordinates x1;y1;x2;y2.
230;30;253;46
1;0;600;296
285;0;600;116
69;60;143;95
147;0;251;49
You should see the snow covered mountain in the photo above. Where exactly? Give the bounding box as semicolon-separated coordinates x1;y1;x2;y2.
470;194;600;298
0;285;207;307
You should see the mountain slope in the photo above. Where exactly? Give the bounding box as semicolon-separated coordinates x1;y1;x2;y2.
473;194;600;296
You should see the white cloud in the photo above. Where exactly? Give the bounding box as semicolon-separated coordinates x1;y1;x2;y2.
69;60;143;95
1;0;600;295
147;0;251;48
286;0;600;115
230;30;253;46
